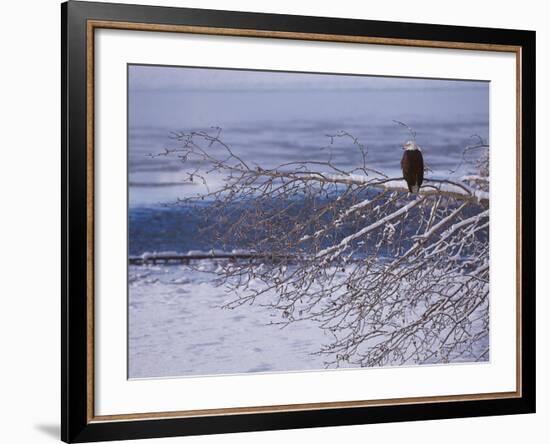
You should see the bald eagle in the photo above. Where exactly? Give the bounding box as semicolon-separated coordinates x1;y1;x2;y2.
401;141;424;193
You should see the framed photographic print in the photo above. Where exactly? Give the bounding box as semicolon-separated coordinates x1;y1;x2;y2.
61;1;536;442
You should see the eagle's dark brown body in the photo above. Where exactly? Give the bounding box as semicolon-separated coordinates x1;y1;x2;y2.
401;148;424;193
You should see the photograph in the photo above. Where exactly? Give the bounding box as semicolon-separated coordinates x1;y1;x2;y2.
127;64;490;379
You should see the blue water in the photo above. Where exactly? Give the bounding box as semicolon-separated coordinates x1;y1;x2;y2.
129;197;488;260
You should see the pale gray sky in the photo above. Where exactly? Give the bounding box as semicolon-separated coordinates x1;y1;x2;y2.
129;64;488;93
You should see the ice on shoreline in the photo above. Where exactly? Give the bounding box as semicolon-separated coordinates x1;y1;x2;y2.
128;261;488;379
128;263;346;378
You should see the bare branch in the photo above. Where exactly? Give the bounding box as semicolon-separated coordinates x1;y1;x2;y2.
160;127;490;368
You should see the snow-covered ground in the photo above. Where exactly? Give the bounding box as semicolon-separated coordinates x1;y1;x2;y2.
129;258;489;378
128;262;353;378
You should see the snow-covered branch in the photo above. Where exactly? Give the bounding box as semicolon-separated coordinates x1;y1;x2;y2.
160;128;490;368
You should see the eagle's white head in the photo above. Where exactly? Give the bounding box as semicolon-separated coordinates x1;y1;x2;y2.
403;140;420;151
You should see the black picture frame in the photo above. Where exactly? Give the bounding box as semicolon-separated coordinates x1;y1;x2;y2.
62;1;536;442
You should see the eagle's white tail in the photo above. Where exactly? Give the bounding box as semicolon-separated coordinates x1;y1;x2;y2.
411;185;420;193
